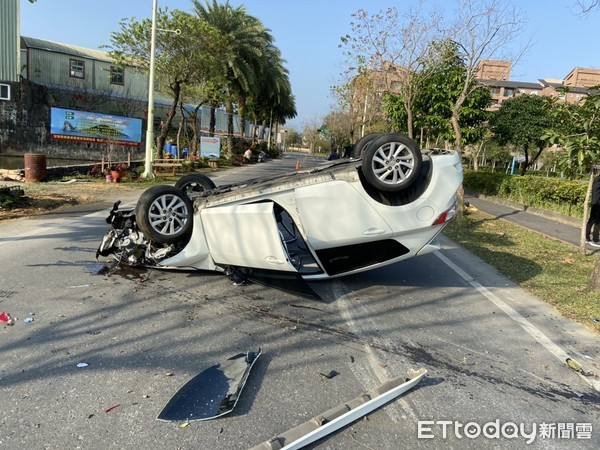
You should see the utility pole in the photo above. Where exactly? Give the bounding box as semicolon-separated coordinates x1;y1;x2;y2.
141;0;158;179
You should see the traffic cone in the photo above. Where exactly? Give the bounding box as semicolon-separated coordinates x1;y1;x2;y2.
295;160;300;170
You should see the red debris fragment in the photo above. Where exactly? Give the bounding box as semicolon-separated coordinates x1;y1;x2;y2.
105;403;122;413
0;312;14;325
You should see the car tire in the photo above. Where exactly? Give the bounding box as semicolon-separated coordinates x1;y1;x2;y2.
352;132;383;158
361;133;423;192
175;174;216;199
135;185;194;244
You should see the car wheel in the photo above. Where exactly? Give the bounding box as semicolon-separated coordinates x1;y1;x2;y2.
175;174;216;199
352;133;383;158
361;133;423;192
135;186;193;244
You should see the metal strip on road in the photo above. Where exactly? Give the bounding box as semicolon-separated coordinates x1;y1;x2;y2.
435;251;600;392
250;369;427;450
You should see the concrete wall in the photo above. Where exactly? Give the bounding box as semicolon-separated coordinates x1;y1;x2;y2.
0;79;140;162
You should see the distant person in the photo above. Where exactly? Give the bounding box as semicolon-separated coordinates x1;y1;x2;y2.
243;147;253;163
327;148;340;161
586;174;600;247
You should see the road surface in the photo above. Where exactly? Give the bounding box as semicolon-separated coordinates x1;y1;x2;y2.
0;153;598;449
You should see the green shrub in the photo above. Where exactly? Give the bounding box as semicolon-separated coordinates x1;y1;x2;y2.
0;187;24;209
462;171;508;196
218;158;232;167
463;170;587;218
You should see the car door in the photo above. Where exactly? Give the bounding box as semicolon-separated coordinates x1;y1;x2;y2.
200;201;297;272
294;180;393;249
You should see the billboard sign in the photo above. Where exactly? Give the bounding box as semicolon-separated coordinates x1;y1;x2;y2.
50;107;142;147
200;136;221;158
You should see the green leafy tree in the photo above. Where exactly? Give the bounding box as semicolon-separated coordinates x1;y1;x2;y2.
193;0;294;153
490;94;555;175
386;40;491;152
339;6;444;139
246;44;296;142
482;140;512;171
108;8;225;157
386;40;461;145
544;88;600;260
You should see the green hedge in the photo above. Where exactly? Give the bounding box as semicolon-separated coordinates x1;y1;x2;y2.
463;170;587;218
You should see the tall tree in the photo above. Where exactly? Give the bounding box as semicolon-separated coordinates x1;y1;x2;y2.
448;0;527;155
109;8;224;157
193;0;295;153
386;40;491;152
323;109;354;152
490;94;554;175
330;78;361;145
544;88;600;256
339;5;444;139
246;44;296;142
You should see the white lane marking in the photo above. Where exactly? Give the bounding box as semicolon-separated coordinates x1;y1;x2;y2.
435;251;600;392
332;280;421;423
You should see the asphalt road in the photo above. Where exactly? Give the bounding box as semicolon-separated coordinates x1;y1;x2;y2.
1;153;599;449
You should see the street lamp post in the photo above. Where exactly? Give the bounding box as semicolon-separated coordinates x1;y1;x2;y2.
361;89;369;139
267;108;273;150
141;0;158;179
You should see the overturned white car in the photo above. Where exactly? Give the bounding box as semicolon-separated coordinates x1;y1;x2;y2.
97;133;462;297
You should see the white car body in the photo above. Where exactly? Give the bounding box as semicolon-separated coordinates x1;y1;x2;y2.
97;134;462;296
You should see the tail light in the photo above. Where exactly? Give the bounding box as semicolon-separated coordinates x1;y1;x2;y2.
432;197;457;225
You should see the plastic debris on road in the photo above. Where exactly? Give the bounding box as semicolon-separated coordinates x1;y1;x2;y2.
0;311;15;325
105;404;121;413
319;370;340;379
157;349;261;422
566;357;583;373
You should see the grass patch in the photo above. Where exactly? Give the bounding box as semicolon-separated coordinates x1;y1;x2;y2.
444;209;600;334
0;171;213;222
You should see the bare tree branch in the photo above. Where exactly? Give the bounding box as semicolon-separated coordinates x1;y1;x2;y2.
339;3;445;139
575;0;600;13
449;0;529;153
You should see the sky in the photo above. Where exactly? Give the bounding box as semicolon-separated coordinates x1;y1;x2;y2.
19;0;600;129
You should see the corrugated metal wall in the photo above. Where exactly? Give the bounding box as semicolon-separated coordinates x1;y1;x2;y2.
0;0;20;82
25;48;149;100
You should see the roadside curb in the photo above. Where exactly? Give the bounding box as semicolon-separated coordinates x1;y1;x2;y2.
472;193;581;228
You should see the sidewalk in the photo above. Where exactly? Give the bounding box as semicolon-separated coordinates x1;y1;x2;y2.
465;193;583;248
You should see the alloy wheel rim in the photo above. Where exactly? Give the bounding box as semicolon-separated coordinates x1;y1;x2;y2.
148;194;189;235
371;142;415;185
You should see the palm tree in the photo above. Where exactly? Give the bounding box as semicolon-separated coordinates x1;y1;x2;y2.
193;1;266;150
247;45;296;142
193;0;295;152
